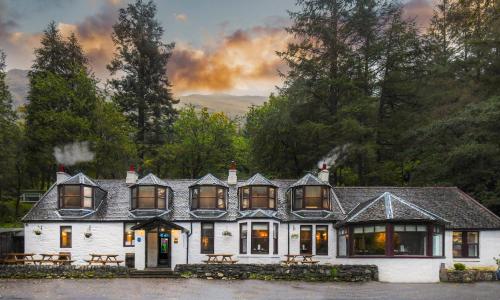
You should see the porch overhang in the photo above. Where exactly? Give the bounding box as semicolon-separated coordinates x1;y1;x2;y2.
130;217;189;233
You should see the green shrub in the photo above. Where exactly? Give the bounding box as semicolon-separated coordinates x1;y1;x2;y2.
454;263;466;271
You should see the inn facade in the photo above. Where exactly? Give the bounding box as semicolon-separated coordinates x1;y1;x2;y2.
22;164;500;282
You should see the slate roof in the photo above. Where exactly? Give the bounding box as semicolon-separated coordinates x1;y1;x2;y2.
338;192;449;226
60;173;102;188
289;173;332;188
239;173;277;187
189;173;229;188
22;174;500;229
135;173;168;186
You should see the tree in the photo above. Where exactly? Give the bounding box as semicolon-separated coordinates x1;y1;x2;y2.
25;23;99;188
156;106;238;179
108;0;178;162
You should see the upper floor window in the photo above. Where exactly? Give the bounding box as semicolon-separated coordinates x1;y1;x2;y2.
131;186;167;210
293;186;330;210
58;185;94;209
240;186;276;210
191;186;226;210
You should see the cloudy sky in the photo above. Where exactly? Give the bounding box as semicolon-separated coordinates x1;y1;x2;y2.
0;0;433;96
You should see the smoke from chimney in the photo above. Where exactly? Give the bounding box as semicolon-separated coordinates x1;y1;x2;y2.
54;141;95;166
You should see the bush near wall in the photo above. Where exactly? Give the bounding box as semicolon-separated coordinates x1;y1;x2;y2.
175;264;378;282
0;265;130;279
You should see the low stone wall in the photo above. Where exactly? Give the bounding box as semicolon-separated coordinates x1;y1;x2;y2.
440;268;498;283
0;265;130;279
174;264;378;282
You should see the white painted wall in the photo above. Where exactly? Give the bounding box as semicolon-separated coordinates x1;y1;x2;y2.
24;222;136;265
445;230;500;268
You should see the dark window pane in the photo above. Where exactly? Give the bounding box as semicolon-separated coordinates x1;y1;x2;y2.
201;222;214;254
300;225;313;254
191;188;199;209
63;185;81;208
294;188;303;210
393;225;427;256
137;186;155;208
60;226;72;248
241;187;249;209
353;225;386;255
304;186;321;209
273;223;278;254
251;223;269;254
316;225;328;255
240;223;247;254
199;186;217;209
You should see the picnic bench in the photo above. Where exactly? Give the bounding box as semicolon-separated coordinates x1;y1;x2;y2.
2;253;36;265
38;252;74;265
282;254;320;265
203;254;238;264
85;254;123;266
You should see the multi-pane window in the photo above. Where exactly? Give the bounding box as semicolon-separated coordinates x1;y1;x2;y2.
201;222;214;254
393;225;427;256
273;223;278;254
60;226;72;248
293;186;330;210
124;223;136;247
240;223;247;254
353;225;386;255
240;186;276;209
58;185;94;209
453;231;479;258
316;225;328;255
338;227;348;257
131;186;167;209
300;225;313;254
251;223;269;254
432;226;444;256
191;186;226;210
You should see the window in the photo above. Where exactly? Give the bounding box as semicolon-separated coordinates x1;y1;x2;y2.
240;186;276;209
58;185;94;209
338;227;348;257
240;223;247;254
131;186;167;210
251;223;269;254
353;225;386;255
124;223;136;247
432;226;444;257
201;222;214;254
300;225;313;254
393;225;427;256
191;186;226;210
316;225;328;255
453;231;479;258
60;226;72;248
273;223;278;254
293;186;330;210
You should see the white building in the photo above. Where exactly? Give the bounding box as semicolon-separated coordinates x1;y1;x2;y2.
23;164;500;283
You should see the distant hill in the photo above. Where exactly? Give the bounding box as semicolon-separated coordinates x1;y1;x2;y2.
6;69;267;116
6;69;29;108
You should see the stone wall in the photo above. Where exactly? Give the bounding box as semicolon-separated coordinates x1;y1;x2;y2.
174;264;378;282
0;265;130;279
440;268;498;283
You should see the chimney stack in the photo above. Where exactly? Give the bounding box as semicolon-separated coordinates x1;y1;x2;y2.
126;164;138;185
318;163;329;183
56;164;71;184
227;161;237;185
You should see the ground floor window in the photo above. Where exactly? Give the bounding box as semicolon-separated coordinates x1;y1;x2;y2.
201;222;214;254
393;225;427;256
240;223;247;254
273;223;278;254
432;226;443;256
453;231;479;258
124;223;136;247
251;223;269;254
338;227;348;257
60;226;72;248
353;225;386;255
316;225;328;255
300;225;313;254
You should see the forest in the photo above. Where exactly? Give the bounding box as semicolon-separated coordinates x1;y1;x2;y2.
1;0;500;225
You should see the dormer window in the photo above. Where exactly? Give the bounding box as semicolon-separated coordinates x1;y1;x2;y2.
191;186;226;210
58;185;94;209
131;186;167;210
239;186;276;210
293;186;330;210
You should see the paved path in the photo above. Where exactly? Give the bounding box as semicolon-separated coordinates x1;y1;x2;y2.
0;279;499;300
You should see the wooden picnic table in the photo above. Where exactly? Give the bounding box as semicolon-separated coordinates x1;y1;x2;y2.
282;254;319;265
3;253;36;265
300;254;319;265
38;253;73;265
203;254;238;264
85;254;123;266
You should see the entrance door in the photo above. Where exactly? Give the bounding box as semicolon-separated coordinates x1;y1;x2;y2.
158;231;171;267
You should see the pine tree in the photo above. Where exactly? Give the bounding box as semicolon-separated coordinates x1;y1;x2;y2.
108;0;178;162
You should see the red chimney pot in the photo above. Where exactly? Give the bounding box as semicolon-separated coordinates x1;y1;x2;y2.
229;161;237;170
129;164;135;172
58;164;65;172
322;163;327;170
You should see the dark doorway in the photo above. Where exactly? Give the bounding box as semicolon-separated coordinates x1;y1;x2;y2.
158;231;171;267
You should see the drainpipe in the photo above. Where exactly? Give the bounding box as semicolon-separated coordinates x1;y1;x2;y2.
185;223;192;264
287;223;290;255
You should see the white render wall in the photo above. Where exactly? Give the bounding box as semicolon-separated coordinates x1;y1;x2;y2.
24;222;500;283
